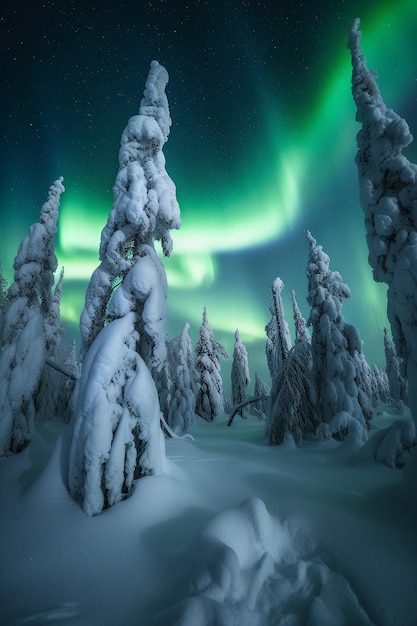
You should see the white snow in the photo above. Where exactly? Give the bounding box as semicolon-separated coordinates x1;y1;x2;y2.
1;411;416;625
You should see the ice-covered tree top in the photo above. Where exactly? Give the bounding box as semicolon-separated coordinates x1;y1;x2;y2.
8;177;64;309
101;60;180;271
348;19;417;284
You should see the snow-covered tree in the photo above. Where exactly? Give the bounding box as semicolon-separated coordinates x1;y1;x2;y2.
251;372;270;420
349;19;417;429
266;341;320;446
195;307;228;421
231;329;250;417
0;178;64;455
384;327;408;406
265;278;292;381
166;322;196;434
69;61;180;515
291;289;310;344
306;231;370;436
0;262;8;341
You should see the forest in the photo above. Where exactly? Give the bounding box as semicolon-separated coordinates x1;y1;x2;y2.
0;19;416;626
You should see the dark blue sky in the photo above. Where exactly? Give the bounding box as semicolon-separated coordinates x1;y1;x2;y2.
1;0;417;387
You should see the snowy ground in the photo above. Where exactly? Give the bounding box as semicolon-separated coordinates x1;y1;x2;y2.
0;410;416;626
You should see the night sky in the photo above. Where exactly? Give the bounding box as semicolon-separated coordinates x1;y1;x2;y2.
1;0;417;388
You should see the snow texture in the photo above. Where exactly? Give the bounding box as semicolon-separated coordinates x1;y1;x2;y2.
69;312;165;516
195;307;229;421
80;60;180;355
349;19;417;429
306;231;371;431
265;277;292;381
0;178;64;455
166;323;196;434
155;496;374;626
231;329;250;415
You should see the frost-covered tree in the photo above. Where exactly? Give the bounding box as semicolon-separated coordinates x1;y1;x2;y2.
35;268;78;423
231;329;250;417
0;262;8;341
291;289;310;344
69;61;180;515
306;231;370;436
251;372;270;420
265;278;292;381
195;307;228;421
266;341;320;445
166;323;196;434
384;327;408;406
349;19;417;428
0;178;64;455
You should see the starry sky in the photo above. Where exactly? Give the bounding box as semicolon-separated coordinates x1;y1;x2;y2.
1;0;417;389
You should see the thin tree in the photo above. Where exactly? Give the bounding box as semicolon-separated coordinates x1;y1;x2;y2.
195;307;228;421
167;322;196;434
69;61;180;515
384;327;408;407
265;278;292;381
231;329;250;418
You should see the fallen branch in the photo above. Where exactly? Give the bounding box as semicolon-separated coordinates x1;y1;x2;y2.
227;395;269;427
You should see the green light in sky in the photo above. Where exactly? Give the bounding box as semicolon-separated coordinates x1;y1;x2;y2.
57;144;304;290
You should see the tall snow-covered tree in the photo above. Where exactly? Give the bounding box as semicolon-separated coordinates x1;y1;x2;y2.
0;262;8;342
0;178;64;455
69;61;180;516
384;327;408;406
166;322;196;434
306;231;370;435
251;372;270;420
195;307;228;422
349;19;417;428
266;341;320;446
265;278;292;381
231;329;250;417
291;289;310;344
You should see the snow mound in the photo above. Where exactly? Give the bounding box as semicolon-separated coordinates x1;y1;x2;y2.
153;497;374;625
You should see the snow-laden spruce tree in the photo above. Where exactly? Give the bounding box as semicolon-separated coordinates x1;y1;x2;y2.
306;231;371;437
291;289;310;344
349;19;417;427
195;307;228;421
0;178;64;455
0;263;8;342
69;61;180;516
265;278;292;381
166;322;196;434
251;372;270;420
266;340;320;445
384;327;408;407
231;329;250;417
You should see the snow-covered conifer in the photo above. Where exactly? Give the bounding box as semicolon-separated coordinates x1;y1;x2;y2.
0;178;64;455
266;341;319;445
349;20;417;428
166;323;196;434
251;372;270;420
69;61;180;515
291;289;310;344
384;328;408;406
195;307;228;421
265;278;292;381
0;263;8;342
231;329;250;417
306;231;369;435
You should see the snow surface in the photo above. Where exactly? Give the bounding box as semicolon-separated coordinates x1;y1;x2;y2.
0;411;416;625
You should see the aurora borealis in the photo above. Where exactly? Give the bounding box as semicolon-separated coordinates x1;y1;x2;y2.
1;0;417;388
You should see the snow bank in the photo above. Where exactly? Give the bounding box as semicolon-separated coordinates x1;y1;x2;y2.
152;496;373;626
